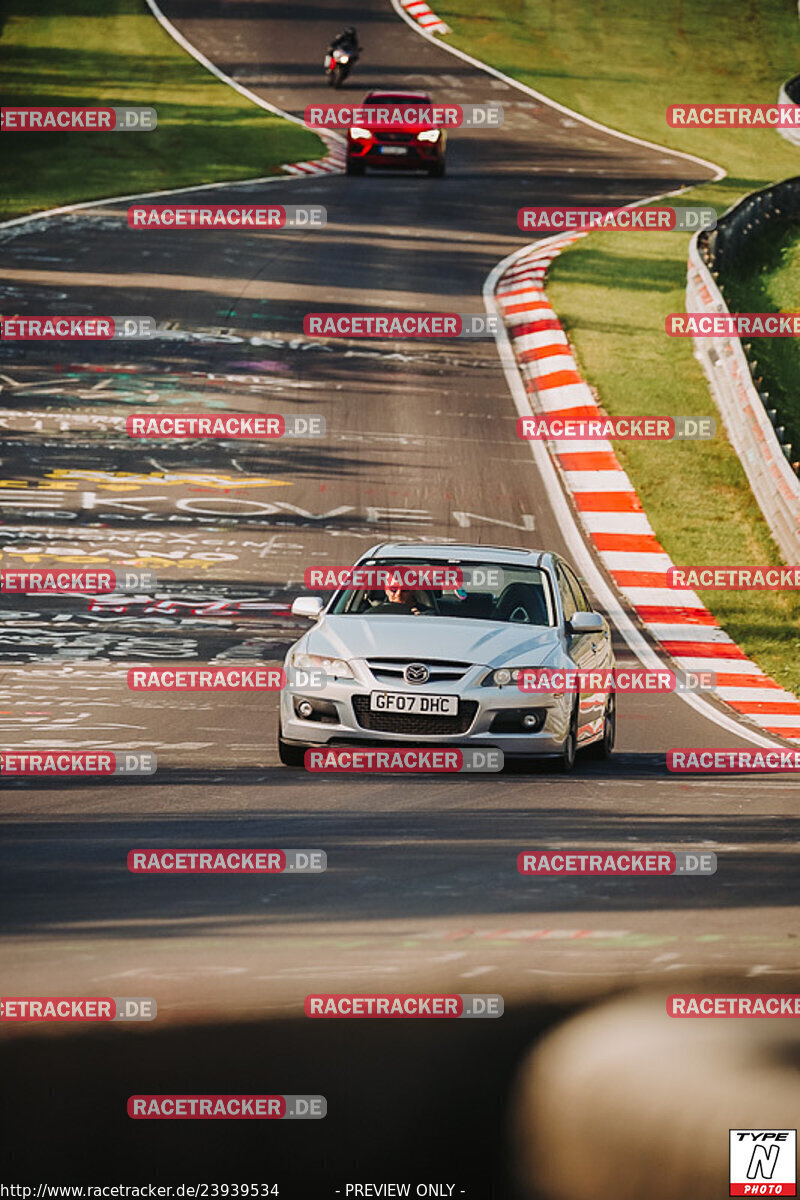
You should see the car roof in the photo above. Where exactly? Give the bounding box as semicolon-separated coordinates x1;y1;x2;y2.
362;90;432;102
359;542;551;568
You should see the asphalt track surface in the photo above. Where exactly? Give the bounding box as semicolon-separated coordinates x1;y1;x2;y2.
1;0;799;1192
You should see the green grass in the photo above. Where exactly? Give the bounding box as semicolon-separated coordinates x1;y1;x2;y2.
437;0;799;184
721;220;800;459
0;0;324;220
437;0;800;696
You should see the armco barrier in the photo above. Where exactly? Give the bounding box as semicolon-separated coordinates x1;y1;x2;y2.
700;175;800;275
779;74;800;148
688;179;800;565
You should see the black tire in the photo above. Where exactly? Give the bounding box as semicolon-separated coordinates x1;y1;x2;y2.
556;701;578;773
333;65;345;89
327;68;337;87
587;693;616;760
346;158;364;176
428;159;446;177
277;723;306;767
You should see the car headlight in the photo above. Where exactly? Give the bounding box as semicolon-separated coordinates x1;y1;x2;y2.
484;667;542;688
290;651;354;680
417;129;441;143
350;126;372;140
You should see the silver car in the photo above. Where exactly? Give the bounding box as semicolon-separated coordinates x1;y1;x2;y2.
279;543;615;771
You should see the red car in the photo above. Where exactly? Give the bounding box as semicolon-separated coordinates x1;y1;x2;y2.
346;90;447;177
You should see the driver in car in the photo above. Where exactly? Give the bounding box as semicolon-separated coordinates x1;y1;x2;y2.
369;585;425;615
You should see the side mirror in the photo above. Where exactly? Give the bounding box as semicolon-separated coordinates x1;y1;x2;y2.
291;596;324;620
568;611;605;634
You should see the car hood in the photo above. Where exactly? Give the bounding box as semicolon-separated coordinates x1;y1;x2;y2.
306;615;561;667
375;124;435;134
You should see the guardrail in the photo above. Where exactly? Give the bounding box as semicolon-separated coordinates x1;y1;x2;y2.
779;73;800;146
688;179;800;563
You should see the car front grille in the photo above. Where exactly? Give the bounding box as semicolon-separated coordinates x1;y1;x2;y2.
376;131;415;143
352;694;478;736
366;658;472;685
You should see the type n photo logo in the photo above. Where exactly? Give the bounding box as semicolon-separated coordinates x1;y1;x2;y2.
730;1130;796;1195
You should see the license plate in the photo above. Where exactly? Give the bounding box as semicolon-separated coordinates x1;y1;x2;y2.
378;146;408;155
370;691;458;715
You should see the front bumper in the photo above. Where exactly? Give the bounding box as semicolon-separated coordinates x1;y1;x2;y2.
280;677;572;757
347;139;444;170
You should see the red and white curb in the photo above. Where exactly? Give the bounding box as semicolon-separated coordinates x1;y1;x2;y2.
282;135;346;177
497;235;800;744
399;0;450;35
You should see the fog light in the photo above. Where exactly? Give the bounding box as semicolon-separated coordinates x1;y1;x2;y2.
297;700;314;719
489;707;546;733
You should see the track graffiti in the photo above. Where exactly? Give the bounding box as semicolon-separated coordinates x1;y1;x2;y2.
0;529;305;568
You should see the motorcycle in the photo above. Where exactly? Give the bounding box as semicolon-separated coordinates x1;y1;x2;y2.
324;46;356;88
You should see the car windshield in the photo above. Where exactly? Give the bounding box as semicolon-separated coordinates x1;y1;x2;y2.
328;562;556;626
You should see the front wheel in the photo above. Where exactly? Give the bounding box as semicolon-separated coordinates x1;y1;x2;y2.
346;158;365;175
427;159;446;178
588;693;616;760
332;65;346;88
326;67;337;87
277;722;306;767
556;702;578;773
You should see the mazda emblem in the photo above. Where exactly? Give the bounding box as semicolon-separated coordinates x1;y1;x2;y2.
404;662;429;685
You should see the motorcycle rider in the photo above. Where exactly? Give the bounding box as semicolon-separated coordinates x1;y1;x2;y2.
328;26;361;58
